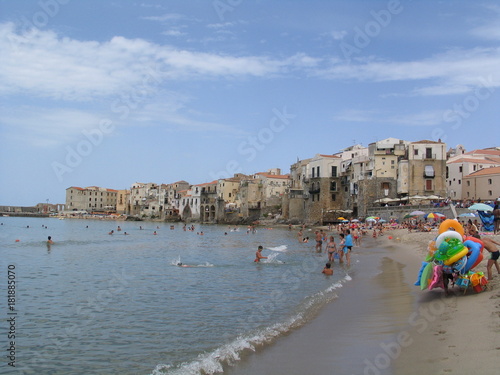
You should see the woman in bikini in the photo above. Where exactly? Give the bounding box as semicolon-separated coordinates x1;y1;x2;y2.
327;236;337;263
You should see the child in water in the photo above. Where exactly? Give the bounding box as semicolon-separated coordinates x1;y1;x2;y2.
322;263;333;275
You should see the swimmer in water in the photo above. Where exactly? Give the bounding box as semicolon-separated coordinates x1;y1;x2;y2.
254;246;267;262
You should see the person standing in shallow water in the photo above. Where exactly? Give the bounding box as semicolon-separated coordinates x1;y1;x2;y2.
254;246;267;262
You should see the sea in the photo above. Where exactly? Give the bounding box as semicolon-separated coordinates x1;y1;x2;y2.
1;217;419;375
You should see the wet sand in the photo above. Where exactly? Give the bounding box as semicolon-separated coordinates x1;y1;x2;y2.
225;229;500;375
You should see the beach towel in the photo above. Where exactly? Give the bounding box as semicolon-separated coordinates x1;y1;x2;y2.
477;211;494;232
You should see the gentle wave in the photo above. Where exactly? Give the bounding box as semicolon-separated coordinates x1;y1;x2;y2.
151;275;351;375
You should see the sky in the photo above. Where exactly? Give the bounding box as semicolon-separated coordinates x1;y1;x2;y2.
1;0;499;206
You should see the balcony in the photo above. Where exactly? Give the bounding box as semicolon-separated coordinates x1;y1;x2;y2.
309;188;321;194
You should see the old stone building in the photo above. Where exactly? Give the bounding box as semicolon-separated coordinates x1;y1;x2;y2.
65;186;118;212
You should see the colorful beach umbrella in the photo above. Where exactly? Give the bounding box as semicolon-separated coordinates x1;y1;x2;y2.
337;217;346;220
403;214;417;219
424;212;445;219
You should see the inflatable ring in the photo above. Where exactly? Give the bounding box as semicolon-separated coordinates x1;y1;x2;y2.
461;240;482;274
444;248;468;265
471;252;484;270
435;231;463;249
438;219;464;236
463;236;484;253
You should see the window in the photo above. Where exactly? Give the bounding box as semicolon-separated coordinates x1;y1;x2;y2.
467;181;470;186
459;166;463;173
489;190;492;196
312;168;315;178
425;148;432;159
331;166;337;177
458;180;461;185
316;166;320;177
488;179;492;184
425;180;433;191
424;165;435;177
330;181;337;191
414;149;419;156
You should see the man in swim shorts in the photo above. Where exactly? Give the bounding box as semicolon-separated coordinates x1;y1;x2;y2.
315;230;323;252
482;237;500;280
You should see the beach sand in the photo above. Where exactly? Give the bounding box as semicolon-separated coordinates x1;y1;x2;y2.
385;229;500;375
225;227;500;375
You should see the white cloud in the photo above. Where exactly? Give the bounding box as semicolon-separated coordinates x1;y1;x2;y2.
316;47;500;96
331;30;347;41
141;13;184;22
0;22;290;101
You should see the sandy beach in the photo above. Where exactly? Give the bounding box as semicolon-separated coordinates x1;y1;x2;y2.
383;228;500;375
225;226;500;375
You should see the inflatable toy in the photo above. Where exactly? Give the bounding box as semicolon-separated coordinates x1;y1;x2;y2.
461;240;482;274
470;252;484;270
425;241;437;262
435;230;463;249
463;236;484;252
443;247;468;265
451;256;467;272
428;265;445;290
438;219;465;236
435;238;466;262
415;261;428;286
420;262;434;290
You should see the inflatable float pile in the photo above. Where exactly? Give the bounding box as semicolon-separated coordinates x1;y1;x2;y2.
415;219;488;293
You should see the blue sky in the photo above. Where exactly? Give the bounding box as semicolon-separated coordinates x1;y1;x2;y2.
1;0;499;206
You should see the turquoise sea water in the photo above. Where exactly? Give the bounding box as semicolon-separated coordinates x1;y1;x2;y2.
1;217;357;375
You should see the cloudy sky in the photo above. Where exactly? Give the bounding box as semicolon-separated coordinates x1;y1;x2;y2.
1;0;499;206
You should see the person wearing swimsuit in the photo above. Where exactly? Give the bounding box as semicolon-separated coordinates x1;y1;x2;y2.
327;236;337;263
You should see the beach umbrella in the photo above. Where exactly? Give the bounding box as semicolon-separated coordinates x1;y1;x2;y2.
341;219;349;223
410;210;425;216
468;203;494;212
378;219;387;223
366;216;379;220
365;218;377;222
351;219;360;222
403;214;417;219
424;212;445;219
337;217;346;220
458;212;476;217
